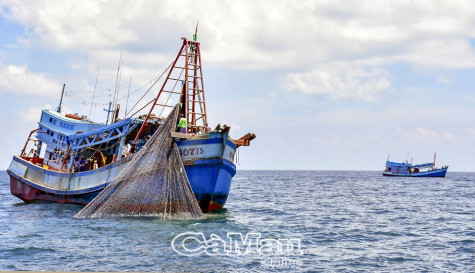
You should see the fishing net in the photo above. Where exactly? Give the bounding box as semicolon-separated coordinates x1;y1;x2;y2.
75;104;203;219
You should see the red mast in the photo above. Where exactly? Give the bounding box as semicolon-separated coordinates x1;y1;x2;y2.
133;37;208;144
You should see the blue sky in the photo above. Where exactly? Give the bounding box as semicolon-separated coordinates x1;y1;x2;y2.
0;0;474;171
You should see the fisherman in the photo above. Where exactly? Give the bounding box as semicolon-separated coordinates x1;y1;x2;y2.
73;157;80;172
130;144;138;154
79;156;85;172
122;143;131;157
178;115;187;133
84;159;91;171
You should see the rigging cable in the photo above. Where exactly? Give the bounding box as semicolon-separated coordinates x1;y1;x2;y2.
125;76;131;118
89;67;100;119
125;62;173;117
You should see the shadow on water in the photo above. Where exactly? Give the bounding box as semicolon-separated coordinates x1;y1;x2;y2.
10;198;232;226
11;202;30;206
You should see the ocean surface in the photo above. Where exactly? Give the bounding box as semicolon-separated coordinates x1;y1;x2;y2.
0;170;473;272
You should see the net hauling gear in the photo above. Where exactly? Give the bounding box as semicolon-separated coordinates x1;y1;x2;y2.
74;104;203;219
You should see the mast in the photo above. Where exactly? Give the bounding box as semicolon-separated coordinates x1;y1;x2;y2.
111;53;122;124
56;84;66;112
104;102;113;125
133;36;209;144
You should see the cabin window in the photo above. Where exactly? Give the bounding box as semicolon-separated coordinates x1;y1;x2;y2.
53;119;56;125
46;129;50;134
49;117;53;123
50;131;54;137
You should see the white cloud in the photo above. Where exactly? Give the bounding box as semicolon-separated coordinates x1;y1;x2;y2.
284;65;392;101
18;104;52;121
468;128;475;136
442;133;456;143
314;136;342;148
2;0;475;73
0;63;61;96
437;74;453;84
401;39;475;70
2;1;138;50
404;127;456;144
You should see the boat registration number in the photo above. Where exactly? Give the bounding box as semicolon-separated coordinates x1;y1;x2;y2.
179;147;204;156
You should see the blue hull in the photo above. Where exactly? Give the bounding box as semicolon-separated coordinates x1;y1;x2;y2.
8;132;237;212
382;168;448;177
184;159;236;212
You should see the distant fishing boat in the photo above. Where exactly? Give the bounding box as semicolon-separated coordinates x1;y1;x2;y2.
7;34;255;212
382;153;448;177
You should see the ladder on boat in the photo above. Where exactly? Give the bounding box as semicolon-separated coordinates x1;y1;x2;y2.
134;38;208;143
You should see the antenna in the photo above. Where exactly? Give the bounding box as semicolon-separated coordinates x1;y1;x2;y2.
57;84;66;112
193;21;199;41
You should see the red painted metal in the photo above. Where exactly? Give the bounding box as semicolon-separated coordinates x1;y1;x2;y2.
196;42;208;128
9;176;92;205
133;41;187;144
185;40;190;123
21;128;39;157
133;37;209;143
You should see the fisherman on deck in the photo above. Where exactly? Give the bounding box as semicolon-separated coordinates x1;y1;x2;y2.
73;157;80;172
130;144;138;154
178;115;187;133
79;156;85;172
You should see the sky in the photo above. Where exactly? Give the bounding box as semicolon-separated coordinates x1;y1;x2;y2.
0;0;474;171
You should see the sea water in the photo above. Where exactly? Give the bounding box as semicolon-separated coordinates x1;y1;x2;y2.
0;170;473;272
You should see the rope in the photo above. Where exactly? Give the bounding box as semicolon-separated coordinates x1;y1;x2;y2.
125;62;173;117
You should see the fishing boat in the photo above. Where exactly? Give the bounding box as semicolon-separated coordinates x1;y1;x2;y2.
382;153;448;177
7;35;255;212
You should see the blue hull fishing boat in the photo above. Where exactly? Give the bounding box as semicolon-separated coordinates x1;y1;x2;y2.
7;35;255;212
382;153;448;177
